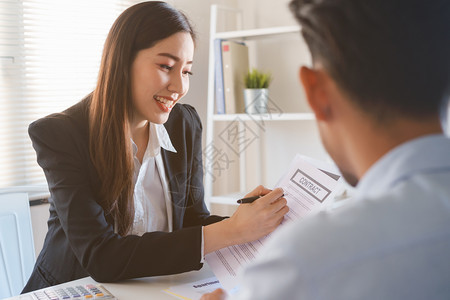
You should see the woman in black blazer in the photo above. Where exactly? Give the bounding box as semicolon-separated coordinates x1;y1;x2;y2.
23;1;288;292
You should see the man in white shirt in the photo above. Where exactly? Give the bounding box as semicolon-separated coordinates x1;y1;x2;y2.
202;0;450;299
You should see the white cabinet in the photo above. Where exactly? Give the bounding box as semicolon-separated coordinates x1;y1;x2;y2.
204;5;326;207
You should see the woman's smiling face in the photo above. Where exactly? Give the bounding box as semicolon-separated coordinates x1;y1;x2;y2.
130;31;194;125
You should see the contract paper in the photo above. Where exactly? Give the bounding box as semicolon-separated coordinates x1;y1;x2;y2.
205;154;342;291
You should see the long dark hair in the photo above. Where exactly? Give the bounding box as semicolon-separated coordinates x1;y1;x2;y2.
89;1;196;236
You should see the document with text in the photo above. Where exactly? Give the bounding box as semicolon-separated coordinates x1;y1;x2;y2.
205;154;343;291
163;276;223;300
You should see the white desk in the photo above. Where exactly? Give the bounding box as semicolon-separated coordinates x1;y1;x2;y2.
7;264;215;300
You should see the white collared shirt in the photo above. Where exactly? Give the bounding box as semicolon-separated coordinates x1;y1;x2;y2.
128;122;205;262
130;123;177;236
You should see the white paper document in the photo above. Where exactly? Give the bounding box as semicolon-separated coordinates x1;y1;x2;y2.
205;154;342;291
163;276;223;300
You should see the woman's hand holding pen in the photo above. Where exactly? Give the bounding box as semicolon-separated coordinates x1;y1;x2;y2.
204;186;289;254
228;186;288;245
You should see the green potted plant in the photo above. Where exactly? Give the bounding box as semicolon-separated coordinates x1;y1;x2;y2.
243;69;272;114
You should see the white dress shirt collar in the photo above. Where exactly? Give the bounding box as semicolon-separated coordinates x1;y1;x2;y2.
133;123;177;157
357;134;450;198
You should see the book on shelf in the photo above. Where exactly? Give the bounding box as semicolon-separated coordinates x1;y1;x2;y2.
221;40;249;114
214;39;225;114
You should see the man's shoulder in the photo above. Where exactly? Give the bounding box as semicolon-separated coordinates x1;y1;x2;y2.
258;187;450;298
268;184;450;269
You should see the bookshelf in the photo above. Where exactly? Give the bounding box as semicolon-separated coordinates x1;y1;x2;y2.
215;26;300;40
204;5;320;207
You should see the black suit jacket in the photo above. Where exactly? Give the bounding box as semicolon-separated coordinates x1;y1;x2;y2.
23;96;224;292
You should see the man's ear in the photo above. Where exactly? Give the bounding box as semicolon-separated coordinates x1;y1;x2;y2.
299;66;331;121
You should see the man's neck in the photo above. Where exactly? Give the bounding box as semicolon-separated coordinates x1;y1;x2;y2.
352;116;443;180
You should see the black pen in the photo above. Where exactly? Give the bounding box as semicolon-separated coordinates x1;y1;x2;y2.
236;195;261;204
237;193;286;204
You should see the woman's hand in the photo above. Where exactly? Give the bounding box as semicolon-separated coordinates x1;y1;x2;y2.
243;184;272;198
226;186;288;245
204;186;288;253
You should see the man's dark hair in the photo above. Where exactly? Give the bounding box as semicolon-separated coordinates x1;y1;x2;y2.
290;0;450;122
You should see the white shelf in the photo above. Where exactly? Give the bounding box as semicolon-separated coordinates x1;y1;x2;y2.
214;25;300;40
204;5;311;207
212;112;314;121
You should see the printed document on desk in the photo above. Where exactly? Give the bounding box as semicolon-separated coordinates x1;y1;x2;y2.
205;154;343;291
163;276;223;300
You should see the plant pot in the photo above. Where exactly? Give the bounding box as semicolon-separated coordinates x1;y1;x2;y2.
243;88;269;114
